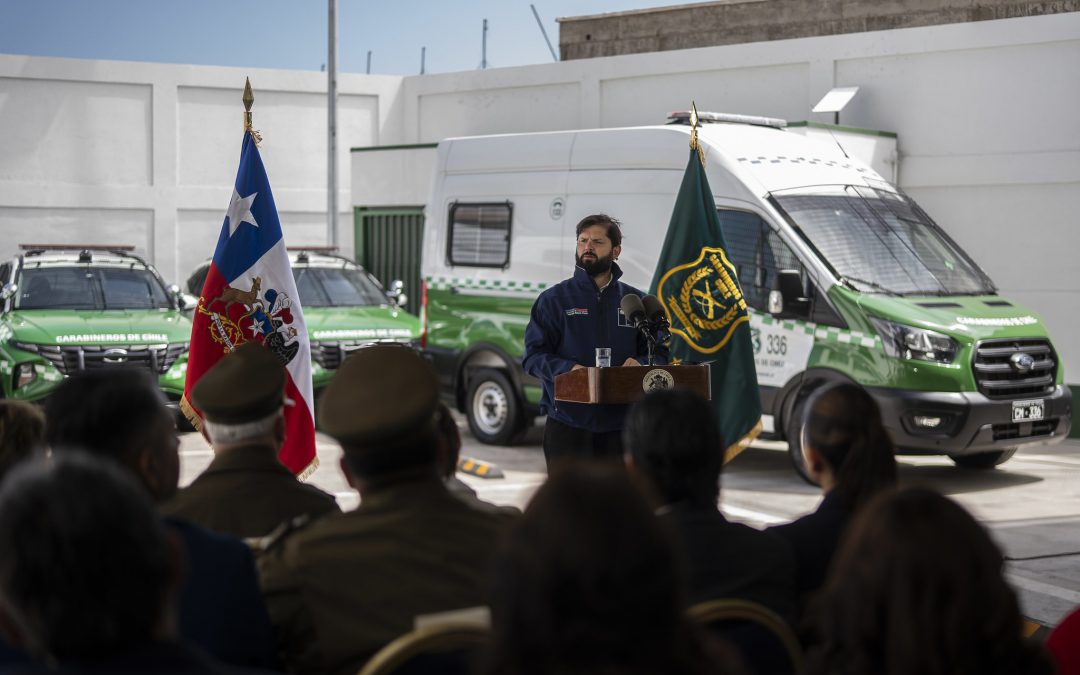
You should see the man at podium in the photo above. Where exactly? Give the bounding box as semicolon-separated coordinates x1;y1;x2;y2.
523;214;668;466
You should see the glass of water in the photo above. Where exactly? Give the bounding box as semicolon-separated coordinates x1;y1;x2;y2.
595;347;612;368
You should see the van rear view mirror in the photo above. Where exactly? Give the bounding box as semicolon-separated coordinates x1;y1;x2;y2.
772;269;810;317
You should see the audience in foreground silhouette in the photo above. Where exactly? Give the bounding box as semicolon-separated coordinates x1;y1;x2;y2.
258;345;516;675
804;487;1053;675
484;463;739;675
0;454;275;674
624;388;795;620
44;368;277;669
768;383;897;606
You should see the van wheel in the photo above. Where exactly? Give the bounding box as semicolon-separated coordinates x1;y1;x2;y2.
466;369;523;445
785;395;818;486
949;448;1017;469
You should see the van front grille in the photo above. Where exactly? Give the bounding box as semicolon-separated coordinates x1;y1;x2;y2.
972;338;1057;400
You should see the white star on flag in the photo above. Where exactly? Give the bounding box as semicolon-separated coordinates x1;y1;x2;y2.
248;316;265;336
226;189;259;236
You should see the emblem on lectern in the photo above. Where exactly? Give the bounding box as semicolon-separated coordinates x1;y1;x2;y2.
642;368;675;393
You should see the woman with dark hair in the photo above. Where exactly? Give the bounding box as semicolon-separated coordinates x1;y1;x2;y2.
768;382;897;603
485;464;736;675
804;488;1053;675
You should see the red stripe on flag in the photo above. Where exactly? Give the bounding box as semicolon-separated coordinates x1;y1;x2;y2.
281;372;317;475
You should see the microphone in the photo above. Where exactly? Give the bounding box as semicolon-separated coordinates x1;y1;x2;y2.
639;291;665;328
620;293;647;330
642;294;670;336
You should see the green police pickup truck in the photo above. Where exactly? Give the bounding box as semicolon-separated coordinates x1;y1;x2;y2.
0;245;192;406
186;248;420;392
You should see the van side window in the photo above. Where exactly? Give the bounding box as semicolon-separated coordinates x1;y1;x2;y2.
721;209;801;312
0;264;10;285
447;202;512;268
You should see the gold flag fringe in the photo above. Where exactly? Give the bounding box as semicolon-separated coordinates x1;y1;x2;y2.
296;456;320;482
179;394;203;432
722;417;764;465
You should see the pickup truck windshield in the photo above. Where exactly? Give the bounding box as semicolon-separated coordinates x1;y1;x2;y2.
293;267;388;308
16;267;171;310
773;186;995;296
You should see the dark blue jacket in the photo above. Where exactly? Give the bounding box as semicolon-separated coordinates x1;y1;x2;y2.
166;518;278;670
523;263;667;432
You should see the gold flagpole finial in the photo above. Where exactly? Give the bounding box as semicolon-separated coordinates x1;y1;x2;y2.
689;100;705;169
243;77;262;145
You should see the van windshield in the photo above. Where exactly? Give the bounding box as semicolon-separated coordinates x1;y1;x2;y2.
16;267;171;310
293;267;389;308
772;186;995;296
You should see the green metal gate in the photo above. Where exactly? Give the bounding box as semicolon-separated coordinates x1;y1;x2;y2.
354;207;425;316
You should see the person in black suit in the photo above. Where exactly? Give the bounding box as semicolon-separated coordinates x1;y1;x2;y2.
767;383;898;611
624;388;796;622
0;453;275;674
44;369;277;670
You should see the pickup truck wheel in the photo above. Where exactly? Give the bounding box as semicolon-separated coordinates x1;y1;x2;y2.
466;369;523;446
949;448;1017;469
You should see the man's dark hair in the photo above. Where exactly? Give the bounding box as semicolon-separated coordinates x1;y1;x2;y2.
624;389;724;508
0;453;173;661
575;214;623;247
45;368;167;467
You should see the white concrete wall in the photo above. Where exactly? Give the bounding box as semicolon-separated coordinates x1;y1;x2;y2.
1;11;1078;379
0;55;404;282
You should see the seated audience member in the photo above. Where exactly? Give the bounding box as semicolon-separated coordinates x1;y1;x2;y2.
0;400;46;667
0;400;46;480
804;488;1053;675
436;402;521;516
484;464;736;675
624;388;796;621
44;369;277;670
163;341;339;538
1047;605;1080;675
0;453;275;674
258;345;517;675
768;383;897;603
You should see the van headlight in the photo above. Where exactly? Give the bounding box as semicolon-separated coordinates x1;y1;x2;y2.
13;363;36;390
869;317;958;364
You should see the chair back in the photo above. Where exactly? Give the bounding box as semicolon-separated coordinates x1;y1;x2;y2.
689;598;802;675
357;622;489;675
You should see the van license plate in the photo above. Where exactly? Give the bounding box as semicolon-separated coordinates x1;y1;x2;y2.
1012;399;1045;422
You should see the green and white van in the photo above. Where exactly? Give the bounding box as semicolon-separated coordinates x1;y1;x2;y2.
186;248;420;393
420;115;1072;473
0;245;192;407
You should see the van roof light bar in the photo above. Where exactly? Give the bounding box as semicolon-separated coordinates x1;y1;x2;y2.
666;111;787;129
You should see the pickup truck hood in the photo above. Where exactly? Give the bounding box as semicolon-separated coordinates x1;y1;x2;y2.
304;305;420;342
3;310;192;345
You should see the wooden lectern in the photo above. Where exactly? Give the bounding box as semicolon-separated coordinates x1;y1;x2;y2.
554;364;711;405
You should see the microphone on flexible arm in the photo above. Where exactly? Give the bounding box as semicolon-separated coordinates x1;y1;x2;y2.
642;294;671;341
620;293;656;365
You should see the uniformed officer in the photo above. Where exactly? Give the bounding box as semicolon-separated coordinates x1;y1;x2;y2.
163;341;339;540
258;345;516;675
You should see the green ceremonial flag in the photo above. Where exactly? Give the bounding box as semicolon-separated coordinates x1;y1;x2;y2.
649;148;762;462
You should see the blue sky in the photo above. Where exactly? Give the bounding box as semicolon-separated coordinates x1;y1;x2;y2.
0;0;711;75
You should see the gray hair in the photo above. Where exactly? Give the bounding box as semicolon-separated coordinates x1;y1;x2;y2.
202;409;281;446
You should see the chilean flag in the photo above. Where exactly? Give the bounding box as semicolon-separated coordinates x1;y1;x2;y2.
181;132;316;477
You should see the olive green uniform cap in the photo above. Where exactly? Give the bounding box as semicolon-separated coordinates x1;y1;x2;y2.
317;345;438;447
192;341;285;424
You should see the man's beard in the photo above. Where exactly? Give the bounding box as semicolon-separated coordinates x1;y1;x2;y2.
576;251;615;276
